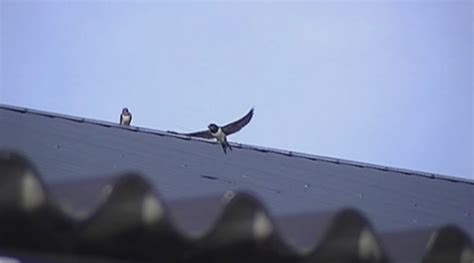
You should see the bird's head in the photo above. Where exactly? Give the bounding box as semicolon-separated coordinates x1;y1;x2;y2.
208;123;219;133
122;107;129;114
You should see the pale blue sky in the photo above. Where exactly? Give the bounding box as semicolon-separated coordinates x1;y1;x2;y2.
1;1;472;179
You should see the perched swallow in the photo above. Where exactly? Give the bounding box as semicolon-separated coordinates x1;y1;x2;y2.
120;107;132;126
185;108;254;154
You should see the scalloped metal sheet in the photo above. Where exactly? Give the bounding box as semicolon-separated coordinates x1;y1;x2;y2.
0;152;473;263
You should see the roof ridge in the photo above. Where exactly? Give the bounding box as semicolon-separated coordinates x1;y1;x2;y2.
1;103;473;185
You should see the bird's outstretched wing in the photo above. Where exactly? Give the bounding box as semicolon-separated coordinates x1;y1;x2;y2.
185;130;214;139
222;108;254;135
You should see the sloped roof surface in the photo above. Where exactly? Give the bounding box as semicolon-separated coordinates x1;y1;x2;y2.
0;104;473;263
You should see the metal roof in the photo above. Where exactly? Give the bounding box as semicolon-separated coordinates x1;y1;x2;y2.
0;104;473;263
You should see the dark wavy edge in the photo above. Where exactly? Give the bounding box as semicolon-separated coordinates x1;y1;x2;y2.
1;151;473;263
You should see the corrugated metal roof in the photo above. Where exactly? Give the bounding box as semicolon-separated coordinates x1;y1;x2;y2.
1;151;473;263
0;104;473;262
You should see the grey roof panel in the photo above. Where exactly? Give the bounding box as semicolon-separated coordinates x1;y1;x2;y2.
0;105;473;234
1;104;474;262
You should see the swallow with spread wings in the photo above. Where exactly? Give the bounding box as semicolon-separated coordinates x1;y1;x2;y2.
185;108;254;154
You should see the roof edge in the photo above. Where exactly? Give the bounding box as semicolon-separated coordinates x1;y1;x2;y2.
1;103;472;186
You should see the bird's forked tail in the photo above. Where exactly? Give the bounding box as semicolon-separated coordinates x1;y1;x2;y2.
221;138;232;154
